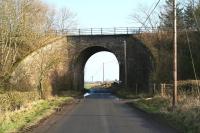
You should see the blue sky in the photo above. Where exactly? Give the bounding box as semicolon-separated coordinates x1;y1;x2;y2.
43;0;163;28
43;0;164;82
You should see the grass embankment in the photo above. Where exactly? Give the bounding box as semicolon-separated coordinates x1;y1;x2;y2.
0;91;76;133
84;83;98;89
129;95;200;133
115;89;150;99
84;82;113;90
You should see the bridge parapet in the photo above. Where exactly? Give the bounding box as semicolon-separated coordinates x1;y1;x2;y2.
51;27;157;36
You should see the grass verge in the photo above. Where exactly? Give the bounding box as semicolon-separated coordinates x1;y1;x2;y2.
128;96;200;133
115;89;151;99
0;96;74;133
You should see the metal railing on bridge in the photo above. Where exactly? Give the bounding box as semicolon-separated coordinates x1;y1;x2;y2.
53;27;158;36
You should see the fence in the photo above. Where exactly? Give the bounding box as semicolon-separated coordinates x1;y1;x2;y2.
45;27;193;36
50;27;158;36
149;81;200;97
150;83;173;97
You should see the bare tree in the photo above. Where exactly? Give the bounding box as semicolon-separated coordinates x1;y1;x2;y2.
55;7;77;33
0;0;77;90
31;45;64;99
130;5;160;29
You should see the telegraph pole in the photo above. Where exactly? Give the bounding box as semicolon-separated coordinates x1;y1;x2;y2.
173;0;178;109
124;40;127;88
103;62;104;83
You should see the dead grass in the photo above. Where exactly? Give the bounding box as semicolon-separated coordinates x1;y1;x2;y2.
132;94;200;133
0;91;39;112
0;96;73;133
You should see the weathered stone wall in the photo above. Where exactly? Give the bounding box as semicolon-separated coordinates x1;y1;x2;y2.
10;35;154;94
10;37;69;93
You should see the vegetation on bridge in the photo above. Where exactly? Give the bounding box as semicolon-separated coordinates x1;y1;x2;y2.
135;0;200;84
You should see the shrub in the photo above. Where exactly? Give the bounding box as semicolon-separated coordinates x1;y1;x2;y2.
0;91;39;112
178;80;200;95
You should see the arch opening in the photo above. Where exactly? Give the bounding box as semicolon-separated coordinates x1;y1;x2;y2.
72;46;121;90
70;36;155;93
84;51;119;89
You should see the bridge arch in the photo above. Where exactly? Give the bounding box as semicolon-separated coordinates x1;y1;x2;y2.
10;35;155;94
67;35;155;92
72;46;121;90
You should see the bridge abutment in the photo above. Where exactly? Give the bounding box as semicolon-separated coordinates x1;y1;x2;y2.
11;34;154;94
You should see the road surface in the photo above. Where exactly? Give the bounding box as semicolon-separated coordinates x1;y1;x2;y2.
29;92;177;133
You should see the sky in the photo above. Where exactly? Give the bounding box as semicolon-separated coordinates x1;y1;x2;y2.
84;52;119;82
43;0;164;28
42;0;164;82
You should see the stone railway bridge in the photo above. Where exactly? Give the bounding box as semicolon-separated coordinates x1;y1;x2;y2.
11;27;155;92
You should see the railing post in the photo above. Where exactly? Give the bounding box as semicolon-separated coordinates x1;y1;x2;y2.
114;27;116;35
127;27;129;34
101;28;103;35
91;28;93;35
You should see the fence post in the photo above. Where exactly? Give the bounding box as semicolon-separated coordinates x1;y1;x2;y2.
91;28;93;35
101;28;103;35
114;27;116;35
127;27;129;34
163;83;166;96
153;83;156;95
161;84;164;97
135;83;138;95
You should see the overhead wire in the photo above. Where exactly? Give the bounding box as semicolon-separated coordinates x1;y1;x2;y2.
142;0;161;28
136;0;161;32
182;0;200;94
136;0;162;82
183;24;199;93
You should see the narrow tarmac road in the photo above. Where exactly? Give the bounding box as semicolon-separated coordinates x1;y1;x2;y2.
30;93;177;133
